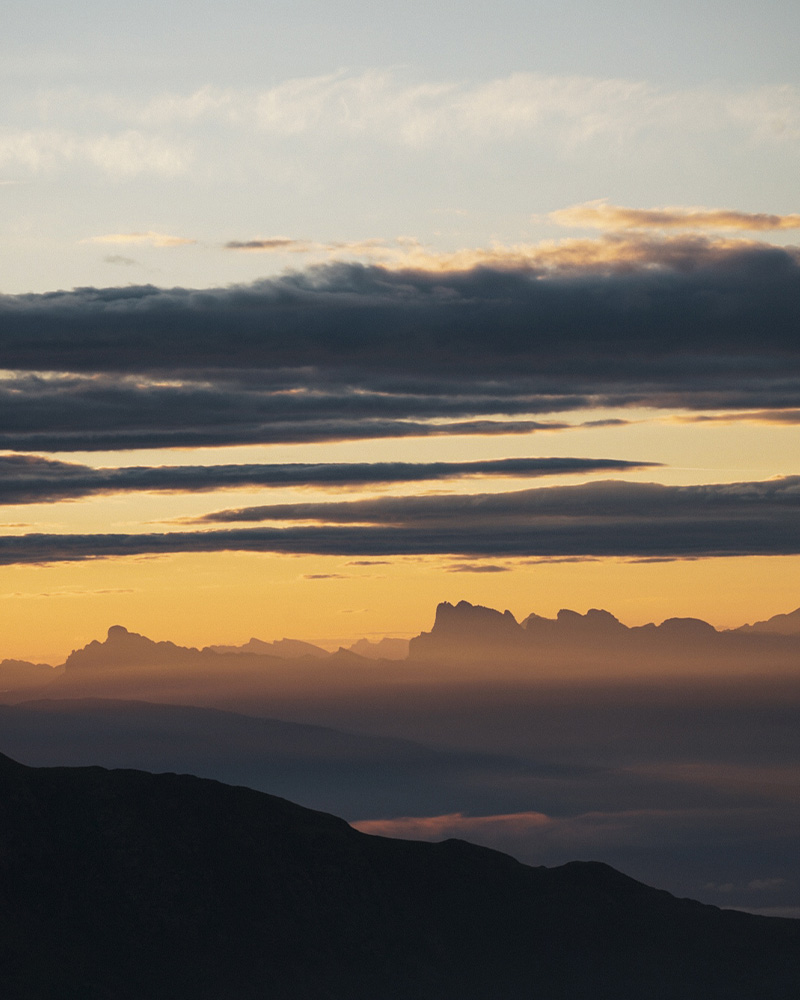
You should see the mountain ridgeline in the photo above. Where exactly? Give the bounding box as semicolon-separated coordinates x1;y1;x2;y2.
409;600;800;671
0;752;798;1000
1;601;799;704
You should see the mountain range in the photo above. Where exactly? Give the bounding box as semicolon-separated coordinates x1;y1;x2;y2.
0;697;486;819
409;601;800;671
1;752;797;1000
1;601;798;929
2;600;799;699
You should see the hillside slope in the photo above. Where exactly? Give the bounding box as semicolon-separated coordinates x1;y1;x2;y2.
0;753;798;999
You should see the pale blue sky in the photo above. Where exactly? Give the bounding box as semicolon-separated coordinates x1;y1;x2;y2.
3;0;799;292
5;0;800;86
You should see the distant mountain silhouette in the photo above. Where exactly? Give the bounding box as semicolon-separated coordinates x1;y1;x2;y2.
206;636;329;657
0;753;797;999
31;625;359;705
0;658;60;693
409;601;800;674
0;697;484;818
348;637;410;659
66;623;197;669
2;599;799;706
737;607;800;635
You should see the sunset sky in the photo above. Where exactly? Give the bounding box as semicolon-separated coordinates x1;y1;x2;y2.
2;0;800;662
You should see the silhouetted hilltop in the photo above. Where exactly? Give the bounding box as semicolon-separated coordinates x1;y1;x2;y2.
409;601;800;673
0;698;456;818
206;636;329;657
0;658;60;693
434;599;522;637
41;625;295;705
409;600;528;659
348;637;410;659
0;753;797;999
65;624;202;671
67;627;335;674
4;597;800;706
522;606;629;639
32;623;401;711
738;607;800;635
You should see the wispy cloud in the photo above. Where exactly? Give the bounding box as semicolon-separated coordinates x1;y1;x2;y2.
352;811;553;839
552;201;800;232
224;236;417;259
51;73;800;149
0;454;658;506
103;255;138;266
445;563;511;573
0;129;189;176
87;231;196;247
677;409;800;425
351;806;772;859
225;238;305;251
1;588;136;599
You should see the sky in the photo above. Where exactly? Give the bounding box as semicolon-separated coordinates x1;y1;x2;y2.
2;0;800;661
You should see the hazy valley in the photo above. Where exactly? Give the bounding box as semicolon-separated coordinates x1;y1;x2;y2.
2;600;798;918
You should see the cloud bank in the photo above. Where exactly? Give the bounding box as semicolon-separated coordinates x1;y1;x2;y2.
0;454;656;505
3;477;800;564
0;242;798;450
3;242;798;375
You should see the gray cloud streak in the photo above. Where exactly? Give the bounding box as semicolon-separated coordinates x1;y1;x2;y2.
1;246;798;379
200;477;800;525
3;477;800;564
0;454;657;505
0;372;583;452
0;246;799;449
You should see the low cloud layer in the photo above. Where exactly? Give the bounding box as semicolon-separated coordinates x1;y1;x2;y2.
2;245;798;379
201;476;800;528
224;237;412;256
0;454;654;505
552;201;800;232
0;244;798;450
3;476;800;564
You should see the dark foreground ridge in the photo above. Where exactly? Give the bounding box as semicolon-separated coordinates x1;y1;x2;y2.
0;752;797;1000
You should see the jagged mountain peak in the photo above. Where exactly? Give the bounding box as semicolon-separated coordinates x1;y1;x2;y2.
434;600;520;629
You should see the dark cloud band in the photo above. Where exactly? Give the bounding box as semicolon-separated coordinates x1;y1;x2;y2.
1;247;798;380
199;476;800;525
0;454;657;505
0;247;799;450
3;477;800;564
